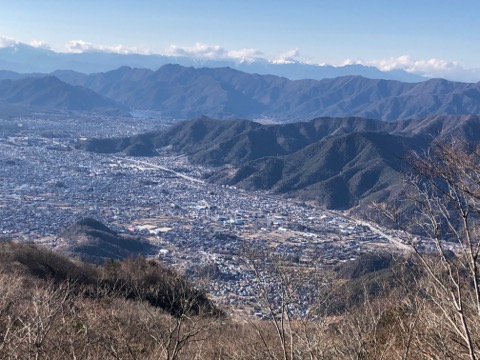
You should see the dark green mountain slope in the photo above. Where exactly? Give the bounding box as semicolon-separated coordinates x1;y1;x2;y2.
3;65;480;121
78;115;480;210
229;132;422;209
77;116;389;164
56;64;480;121
0;76;130;116
77;116;263;162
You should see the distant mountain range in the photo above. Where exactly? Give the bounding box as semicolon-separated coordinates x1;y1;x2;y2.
56;65;480;121
0;75;130;116
77;115;480;210
0;41;424;82
2;65;479;121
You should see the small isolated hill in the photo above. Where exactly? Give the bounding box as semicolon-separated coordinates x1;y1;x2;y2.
55;218;155;264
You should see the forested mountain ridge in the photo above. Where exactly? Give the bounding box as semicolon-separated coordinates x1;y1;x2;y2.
78;114;480;210
2;64;480;120
56;65;480;121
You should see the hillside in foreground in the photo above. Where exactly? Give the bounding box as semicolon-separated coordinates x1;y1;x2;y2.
2;236;479;359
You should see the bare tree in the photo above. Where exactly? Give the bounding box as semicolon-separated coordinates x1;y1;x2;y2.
243;248;330;360
0;279;74;359
114;257;219;360
374;140;480;360
142;279;218;360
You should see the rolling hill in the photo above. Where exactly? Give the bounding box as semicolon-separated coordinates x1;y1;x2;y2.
77;115;480;210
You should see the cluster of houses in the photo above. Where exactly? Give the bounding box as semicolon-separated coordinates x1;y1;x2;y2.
1;114;417;317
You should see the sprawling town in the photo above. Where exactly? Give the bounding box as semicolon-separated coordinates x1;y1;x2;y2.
0;113;435;317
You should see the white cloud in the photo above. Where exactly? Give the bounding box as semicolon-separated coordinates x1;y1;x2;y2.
165;42;267;63
0;35;19;48
341;55;480;82
370;55;457;75
165;42;227;59
270;48;301;64
29;40;51;49
64;40;95;53
227;48;264;62
0;36;50;50
3;34;480;82
164;43;306;65
64;40;151;55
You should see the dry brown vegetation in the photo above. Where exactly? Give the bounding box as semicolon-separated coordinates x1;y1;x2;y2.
0;240;479;360
3;140;480;359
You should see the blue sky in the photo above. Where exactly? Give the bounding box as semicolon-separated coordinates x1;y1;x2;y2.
1;0;479;80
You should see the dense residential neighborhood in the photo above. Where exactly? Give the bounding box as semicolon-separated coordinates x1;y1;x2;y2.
0;113;418;317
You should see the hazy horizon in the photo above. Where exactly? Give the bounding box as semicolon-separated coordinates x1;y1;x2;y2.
1;0;479;82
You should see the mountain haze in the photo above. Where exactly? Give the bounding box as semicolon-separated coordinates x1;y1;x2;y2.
0;40;424;81
0;76;130;116
55;65;480;121
1;65;480;121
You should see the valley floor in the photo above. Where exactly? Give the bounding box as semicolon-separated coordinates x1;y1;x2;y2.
0;114;419;318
